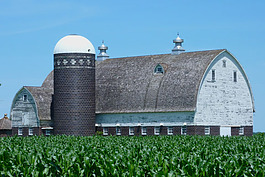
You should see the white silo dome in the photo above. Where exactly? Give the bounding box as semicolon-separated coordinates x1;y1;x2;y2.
54;34;95;54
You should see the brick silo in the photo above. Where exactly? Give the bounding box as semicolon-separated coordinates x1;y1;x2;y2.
53;34;95;136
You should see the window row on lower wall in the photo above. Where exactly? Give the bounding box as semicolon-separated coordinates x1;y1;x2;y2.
97;126;252;136
12;127;52;136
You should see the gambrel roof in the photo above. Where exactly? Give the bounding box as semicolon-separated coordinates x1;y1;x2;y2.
96;49;224;113
21;49;226;120
23;86;53;121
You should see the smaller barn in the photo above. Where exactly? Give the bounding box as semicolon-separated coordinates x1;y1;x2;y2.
0;114;12;137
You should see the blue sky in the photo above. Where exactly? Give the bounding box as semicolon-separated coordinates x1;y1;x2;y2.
0;0;264;132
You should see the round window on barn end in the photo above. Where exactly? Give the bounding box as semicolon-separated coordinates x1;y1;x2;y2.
154;64;164;74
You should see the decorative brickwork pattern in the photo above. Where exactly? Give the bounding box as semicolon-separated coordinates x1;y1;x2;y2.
53;53;95;136
54;54;95;69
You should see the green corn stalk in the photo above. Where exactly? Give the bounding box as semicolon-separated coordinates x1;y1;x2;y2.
0;133;264;176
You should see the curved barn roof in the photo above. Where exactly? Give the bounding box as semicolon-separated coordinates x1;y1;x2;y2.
96;49;224;113
20;49;226;120
41;70;53;89
24;86;53;121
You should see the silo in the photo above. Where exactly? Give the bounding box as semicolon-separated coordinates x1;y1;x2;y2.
53;34;95;136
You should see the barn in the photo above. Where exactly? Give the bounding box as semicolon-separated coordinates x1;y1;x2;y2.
9;34;254;137
0;114;12;137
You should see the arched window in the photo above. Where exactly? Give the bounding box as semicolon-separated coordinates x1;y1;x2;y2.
154;64;164;74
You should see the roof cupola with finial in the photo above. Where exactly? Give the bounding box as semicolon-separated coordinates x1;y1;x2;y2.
171;33;185;55
97;40;109;61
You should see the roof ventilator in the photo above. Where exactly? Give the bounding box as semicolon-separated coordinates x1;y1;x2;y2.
171;33;185;55
97;40;109;61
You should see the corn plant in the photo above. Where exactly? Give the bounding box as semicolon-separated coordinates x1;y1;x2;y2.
0;134;264;176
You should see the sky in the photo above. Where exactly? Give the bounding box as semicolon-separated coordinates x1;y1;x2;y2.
0;0;264;132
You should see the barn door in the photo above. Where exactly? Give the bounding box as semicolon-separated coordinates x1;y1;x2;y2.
220;126;231;136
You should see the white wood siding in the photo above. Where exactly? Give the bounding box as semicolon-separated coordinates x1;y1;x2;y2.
194;51;253;126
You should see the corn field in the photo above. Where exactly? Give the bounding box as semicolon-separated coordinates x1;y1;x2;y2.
0;134;264;176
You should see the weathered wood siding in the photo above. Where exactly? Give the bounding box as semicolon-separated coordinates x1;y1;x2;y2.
194;51;254;126
96;111;194;127
10;88;39;127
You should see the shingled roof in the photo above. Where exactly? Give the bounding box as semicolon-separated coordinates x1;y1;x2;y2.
0;115;11;130
24;86;53;121
96;49;224;113
41;70;53;89
25;49;225;120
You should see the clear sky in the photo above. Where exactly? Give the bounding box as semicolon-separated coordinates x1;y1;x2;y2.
0;0;264;132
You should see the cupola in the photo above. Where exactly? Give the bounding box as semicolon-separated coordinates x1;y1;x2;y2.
97;41;109;61
171;33;185;55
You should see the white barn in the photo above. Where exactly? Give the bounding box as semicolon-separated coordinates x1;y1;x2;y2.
9;35;254;136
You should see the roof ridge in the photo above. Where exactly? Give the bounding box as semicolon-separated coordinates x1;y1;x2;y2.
102;49;226;61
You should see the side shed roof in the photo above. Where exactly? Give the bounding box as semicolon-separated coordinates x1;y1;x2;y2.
0;117;11;130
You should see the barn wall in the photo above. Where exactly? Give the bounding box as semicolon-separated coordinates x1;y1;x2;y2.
12;127;39;136
0;130;12;137
210;126;220;135
95;126;223;136
231;127;239;136
244;126;253;136
10;88;39;128
194;51;253;127
96;111;194;127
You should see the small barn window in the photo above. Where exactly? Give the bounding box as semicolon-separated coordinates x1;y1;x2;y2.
239;127;244;135
18;128;23;136
181;126;187;135
103;127;108;136
223;60;226;68
23;94;28;102
154;127;160;135
129;127;134;136
46;130;51;136
154;64;164;74
141;127;147;135
205;127;210;135
233;71;237;82
116;127;121;136
212;69;216;81
167;127;173;135
29;128;33;136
